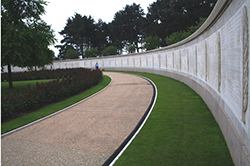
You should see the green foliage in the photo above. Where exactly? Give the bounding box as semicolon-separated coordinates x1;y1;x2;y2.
143;36;160;50
65;49;79;59
145;0;217;46
125;44;136;53
58;13;108;59
1;0;56;88
165;17;207;45
109;3;145;52
25;20;56;68
57;1;216;53
1;68;103;121
1;0;47;24
1;68;93;81
1;75;111;134
84;48;99;58
102;46;118;56
1;0;54;66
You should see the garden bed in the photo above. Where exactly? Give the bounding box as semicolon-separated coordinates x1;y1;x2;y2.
1;68;102;122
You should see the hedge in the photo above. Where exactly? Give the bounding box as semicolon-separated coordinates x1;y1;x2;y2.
1;68;102;121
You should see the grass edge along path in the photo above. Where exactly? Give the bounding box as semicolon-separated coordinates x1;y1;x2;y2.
112;71;233;166
1;75;111;134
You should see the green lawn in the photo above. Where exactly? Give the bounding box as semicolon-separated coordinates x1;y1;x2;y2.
1;75;111;134
1;72;234;166
2;79;54;93
113;71;233;166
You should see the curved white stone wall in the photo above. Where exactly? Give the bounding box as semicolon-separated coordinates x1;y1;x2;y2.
3;0;250;165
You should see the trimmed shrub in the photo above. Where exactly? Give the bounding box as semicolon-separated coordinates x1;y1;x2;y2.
1;68;102;121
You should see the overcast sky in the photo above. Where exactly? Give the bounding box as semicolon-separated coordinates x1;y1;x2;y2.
41;0;155;56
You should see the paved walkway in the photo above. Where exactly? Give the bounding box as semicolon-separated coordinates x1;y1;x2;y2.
1;72;154;166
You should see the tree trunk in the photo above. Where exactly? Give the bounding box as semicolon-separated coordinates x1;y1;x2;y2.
7;64;13;89
136;42;139;53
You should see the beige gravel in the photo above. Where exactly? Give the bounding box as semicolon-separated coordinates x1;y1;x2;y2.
1;72;154;166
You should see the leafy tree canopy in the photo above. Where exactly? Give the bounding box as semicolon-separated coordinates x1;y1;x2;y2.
125;44;136;54
145;0;217;46
143;36;160;50
58;13;109;59
65;49;80;59
84;48;99;58
58;0;217;56
109;3;145;52
1;0;56;88
165;17;207;45
101;46;118;56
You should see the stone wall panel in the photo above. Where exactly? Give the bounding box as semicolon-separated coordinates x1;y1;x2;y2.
3;1;250;165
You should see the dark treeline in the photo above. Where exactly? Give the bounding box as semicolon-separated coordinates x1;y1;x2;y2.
56;0;217;59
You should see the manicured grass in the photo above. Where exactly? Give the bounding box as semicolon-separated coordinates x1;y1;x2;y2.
113;71;233;166
1;75;111;134
1;79;54;92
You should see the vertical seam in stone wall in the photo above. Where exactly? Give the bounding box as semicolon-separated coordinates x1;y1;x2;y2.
166;53;168;69
159;54;161;69
218;31;222;93
187;49;189;73
141;56;142;67
172;52;175;70
180;50;182;71
195;45;198;76
179;50;183;72
205;40;208;82
242;6;249;124
152;54;154;69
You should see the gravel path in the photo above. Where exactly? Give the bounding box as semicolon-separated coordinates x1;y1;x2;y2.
2;72;154;166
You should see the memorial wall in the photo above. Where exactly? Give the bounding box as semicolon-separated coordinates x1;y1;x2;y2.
4;0;250;165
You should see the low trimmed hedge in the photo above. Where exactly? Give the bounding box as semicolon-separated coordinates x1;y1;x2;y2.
1;68;102;121
1;68;98;81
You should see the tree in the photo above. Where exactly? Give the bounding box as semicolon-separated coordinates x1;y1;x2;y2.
109;3;145;52
24;20;56;70
1;0;55;88
102;46;118;56
92;19;109;54
84;48;99;58
65;49;80;59
125;44;136;53
145;0;217;46
165;17;206;45
143;36;160;50
58;13;98;58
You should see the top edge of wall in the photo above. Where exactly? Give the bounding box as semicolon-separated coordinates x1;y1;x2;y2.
53;0;232;62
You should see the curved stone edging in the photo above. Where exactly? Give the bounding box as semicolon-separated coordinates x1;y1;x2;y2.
1;75;113;137
2;72;155;166
3;0;250;165
102;73;158;166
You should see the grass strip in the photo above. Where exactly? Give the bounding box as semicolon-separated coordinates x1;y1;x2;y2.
112;71;233;166
1;75;111;134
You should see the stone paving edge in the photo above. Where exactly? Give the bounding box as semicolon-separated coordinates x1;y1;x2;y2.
1;75;113;138
102;73;158;166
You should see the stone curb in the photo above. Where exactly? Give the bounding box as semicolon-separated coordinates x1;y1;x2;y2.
102;74;158;166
